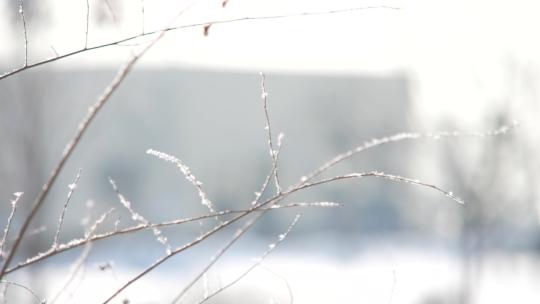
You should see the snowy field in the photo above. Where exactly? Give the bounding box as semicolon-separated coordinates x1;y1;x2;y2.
9;246;537;304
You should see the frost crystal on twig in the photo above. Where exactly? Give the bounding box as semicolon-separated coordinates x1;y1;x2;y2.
1;192;24;260
259;73;282;195
271;201;342;209
297;171;465;205
146;149;215;213
84;208;115;240
18;0;28;67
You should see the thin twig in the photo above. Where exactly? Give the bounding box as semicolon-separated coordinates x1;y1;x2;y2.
18;0;28;67
197;215;301;304
251;133;283;206
85;0;90;48
53;169;82;249
50;45;59;57
147;149;214;213
296;171;465;204
0;193;24;260
84;208;116;240
0;5;398;80
261;265;294;304
260;73;281;194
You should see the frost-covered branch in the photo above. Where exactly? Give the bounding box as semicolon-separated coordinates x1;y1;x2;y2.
259;72;282;194
300;122;519;185
53;169;82;249
251;131;283;207
0;192;24;260
146;149;215;213
295;171;465;204
18;0;28;67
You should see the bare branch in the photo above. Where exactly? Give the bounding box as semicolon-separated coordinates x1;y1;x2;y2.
0;193;24;260
251;132;284;206
0;5;399;81
53;169;82;249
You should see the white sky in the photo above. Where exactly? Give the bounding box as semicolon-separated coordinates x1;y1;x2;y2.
1;0;539;124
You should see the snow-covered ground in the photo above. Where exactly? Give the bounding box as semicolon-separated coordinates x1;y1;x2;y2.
13;246;538;304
